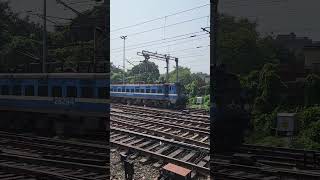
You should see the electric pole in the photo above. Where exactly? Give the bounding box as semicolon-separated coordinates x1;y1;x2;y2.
42;0;47;73
137;50;178;84
121;35;127;84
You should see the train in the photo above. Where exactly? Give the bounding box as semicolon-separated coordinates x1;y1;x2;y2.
0;72;109;136
110;82;187;109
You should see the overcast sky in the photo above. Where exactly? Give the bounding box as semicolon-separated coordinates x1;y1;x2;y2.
5;0;320;74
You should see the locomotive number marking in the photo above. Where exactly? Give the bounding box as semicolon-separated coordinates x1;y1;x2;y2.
53;97;75;105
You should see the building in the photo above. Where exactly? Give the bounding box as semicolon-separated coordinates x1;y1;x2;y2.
304;42;320;74
275;33;312;53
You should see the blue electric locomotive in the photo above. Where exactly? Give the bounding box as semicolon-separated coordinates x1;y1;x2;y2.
0;73;109;136
110;83;186;109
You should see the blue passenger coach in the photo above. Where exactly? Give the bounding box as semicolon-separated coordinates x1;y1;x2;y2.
110;83;186;108
0;73;109;135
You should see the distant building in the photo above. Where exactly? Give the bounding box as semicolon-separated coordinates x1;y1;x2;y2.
304;42;320;74
275;32;312;53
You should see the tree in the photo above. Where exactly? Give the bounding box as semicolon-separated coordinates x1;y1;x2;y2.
217;14;279;74
168;66;192;85
0;1;42;70
110;62;124;83
253;64;286;113
128;60;160;83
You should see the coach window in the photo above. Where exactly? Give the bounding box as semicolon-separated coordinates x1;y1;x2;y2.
38;86;48;96
118;88;121;92
126;89;129;92
135;88;139;92
151;89;156;93
158;88;163;93
131;89;134;93
122;88;125;92
1;86;9;95
140;89;145;93
67;86;77;97
81;87;93;98
146;89;150;93
12;85;22;96
25;86;34;96
52;86;62;97
98;87;108;99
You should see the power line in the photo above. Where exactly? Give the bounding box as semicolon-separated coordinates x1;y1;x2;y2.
110;3;210;32
168;45;210;54
110;15;209;40
111;31;203;51
111;36;209;61
111;33;209;54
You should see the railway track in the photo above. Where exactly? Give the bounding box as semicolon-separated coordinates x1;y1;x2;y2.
110;127;210;175
111;104;320;179
111;112;209;148
112;104;209;122
0;131;109;179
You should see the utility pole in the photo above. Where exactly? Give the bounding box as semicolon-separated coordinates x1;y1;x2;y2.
165;56;169;83
174;58;179;83
121;35;127;84
42;0;47;73
137;50;177;84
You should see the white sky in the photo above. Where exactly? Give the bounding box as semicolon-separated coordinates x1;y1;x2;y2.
7;0;320;74
110;0;210;74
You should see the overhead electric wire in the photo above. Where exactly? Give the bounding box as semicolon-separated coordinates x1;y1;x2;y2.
111;33;209;54
111;36;209;61
110;15;209;40
110;3;210;32
166;45;210;54
111;31;204;51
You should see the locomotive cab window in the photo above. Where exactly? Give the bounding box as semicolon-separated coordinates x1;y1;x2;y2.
67;86;77;97
52;86;62;97
81;87;93;98
12;85;21;96
1;86;9;95
98;87;108;99
25;86;34;96
38;86;48;96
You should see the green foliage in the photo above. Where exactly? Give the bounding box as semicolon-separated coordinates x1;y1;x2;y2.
255;136;289;147
296;106;320;131
0;1;42;70
249;63;287;113
290;122;320;150
110;63;124;83
169;66;192;85
50;41;93;64
127;61;160;83
217;14;279;74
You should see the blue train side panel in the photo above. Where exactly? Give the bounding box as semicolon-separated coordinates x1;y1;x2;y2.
110;83;186;108
0;73;109;117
